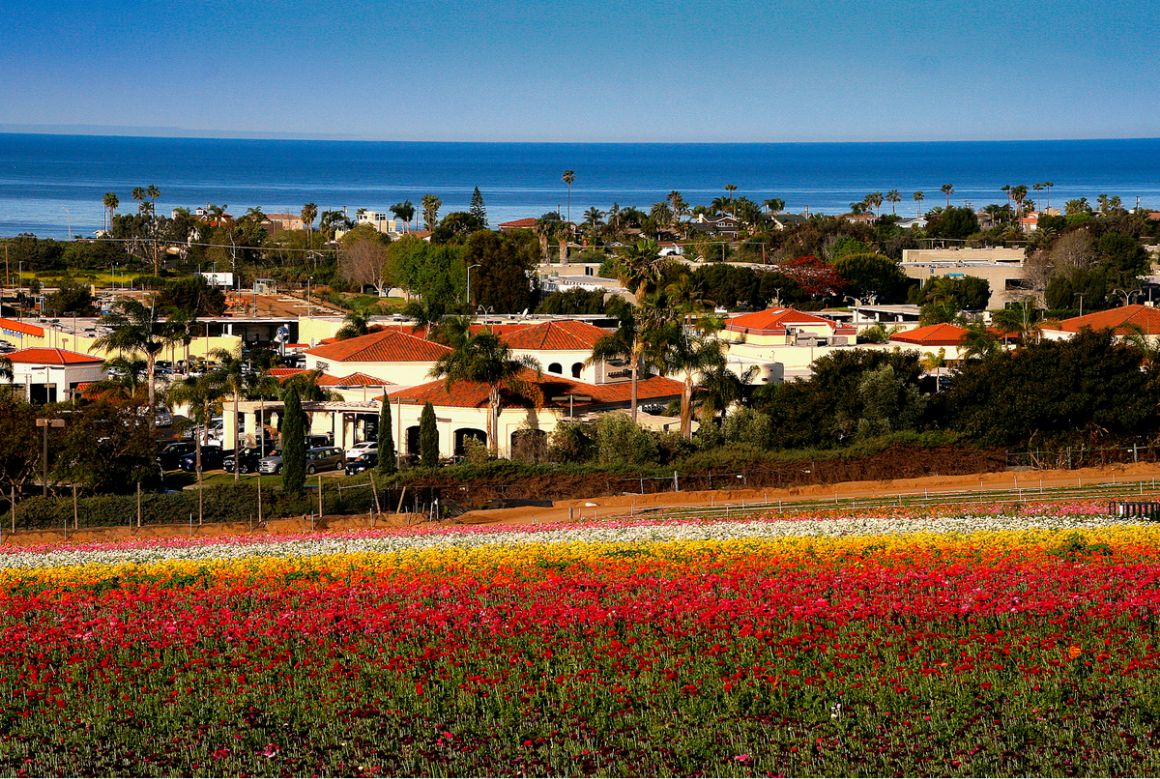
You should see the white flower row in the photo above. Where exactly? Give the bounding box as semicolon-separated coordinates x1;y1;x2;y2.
0;513;1131;572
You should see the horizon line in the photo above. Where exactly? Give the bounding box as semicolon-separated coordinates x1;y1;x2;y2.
2;126;1160;146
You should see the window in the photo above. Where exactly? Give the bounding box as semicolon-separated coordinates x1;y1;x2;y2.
571;363;583;378
548;362;562;374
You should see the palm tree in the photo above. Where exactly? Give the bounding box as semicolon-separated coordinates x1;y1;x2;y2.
207;348;248;481
655;321;726;439
920;348;947;392
0;355;13;384
300;203;318;247
562;170;575;223
390;200;415;231
886;190;901;215
99;356;149;399
167;373;226;522
92;300;169;420
421;194;442;232
582;207;605;244
697;363;754;428
960;322;1001;361
865;192;884;216
102;192;119;233
335;310;370;340
913;190;925;216
940;183;954;208
723;184;738;216
1010;184;1029;216
616;239;670;305
534;212;562;262
1044;181;1055;211
763;198;786;214
428;330;542;456
403;298;447;339
590;301;668;423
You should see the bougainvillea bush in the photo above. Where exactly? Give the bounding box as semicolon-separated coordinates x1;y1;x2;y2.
3;514;1160;776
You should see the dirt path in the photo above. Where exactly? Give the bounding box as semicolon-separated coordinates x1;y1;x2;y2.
7;461;1159;548
454;461;1160;526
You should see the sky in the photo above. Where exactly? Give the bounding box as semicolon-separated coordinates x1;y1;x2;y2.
2;0;1158;143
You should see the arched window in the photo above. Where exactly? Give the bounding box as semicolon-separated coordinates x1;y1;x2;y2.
571;362;583;378
548;362;563;374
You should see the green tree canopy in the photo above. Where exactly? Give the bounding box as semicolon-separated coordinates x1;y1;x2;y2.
281;387;306;496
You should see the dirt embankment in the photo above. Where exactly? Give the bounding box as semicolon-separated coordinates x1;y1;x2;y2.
403;445;1008;509
6;459;1160;548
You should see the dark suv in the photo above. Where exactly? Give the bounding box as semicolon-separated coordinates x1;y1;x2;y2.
222;448;264;474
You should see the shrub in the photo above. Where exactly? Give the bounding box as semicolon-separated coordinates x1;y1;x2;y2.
595;415;657;466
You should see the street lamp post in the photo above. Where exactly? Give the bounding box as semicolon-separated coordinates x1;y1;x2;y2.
466;264;481;310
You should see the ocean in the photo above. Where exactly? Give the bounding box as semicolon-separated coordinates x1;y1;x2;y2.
2;133;1159;239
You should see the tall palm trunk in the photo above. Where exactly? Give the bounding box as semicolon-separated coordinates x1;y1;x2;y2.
680;371;694;440
233;389;241;482
488;386;501;456
630;338;643;422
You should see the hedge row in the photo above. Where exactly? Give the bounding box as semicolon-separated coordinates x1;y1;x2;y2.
3;482;383;531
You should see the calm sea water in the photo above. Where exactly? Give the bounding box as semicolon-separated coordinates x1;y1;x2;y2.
2;133;1159;239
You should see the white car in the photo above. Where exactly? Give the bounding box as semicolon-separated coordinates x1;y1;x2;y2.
347;441;379;455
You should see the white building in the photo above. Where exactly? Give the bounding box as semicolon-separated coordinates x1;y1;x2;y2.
6;347;107;403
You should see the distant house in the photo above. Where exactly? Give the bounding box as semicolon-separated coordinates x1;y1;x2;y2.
769;213;808;230
1040;304;1160;345
686;214;739;239
843;212;876;225
265;213;305;232
888;323;973;363
6;347;107;404
498;217;539;233
355;210;402;235
384;370;684;459
303;329;453;386
722;307;855;346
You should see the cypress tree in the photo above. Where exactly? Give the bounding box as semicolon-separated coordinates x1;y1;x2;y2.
281;387;306;495
377;397;396;474
419;401;439;468
470;186;487;228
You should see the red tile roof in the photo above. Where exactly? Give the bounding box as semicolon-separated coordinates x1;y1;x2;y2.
318;372;393;387
0;318;44;337
267;367;307;379
498;217;539;230
890;323;969;347
305;329;452;363
385;371;683;410
725;307;838;335
499;320;608;351
1057;305;1160;335
6;347;104;365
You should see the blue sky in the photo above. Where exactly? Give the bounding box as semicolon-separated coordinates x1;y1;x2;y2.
3;0;1158;142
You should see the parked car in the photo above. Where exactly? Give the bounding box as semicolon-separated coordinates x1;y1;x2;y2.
222;448;264;474
306;446;345;474
305;434;331;448
258;451;285;475
345;450;378;475
179;445;225;472
156;441;196;470
346;441;378;457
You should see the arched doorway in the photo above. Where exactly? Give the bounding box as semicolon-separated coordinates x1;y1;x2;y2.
454;428;487;456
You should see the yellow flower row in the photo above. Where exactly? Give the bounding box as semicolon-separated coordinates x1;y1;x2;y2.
4;523;1159;588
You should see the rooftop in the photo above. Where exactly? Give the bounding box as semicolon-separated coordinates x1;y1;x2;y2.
1055;304;1160;336
889;323;969;347
385;370;683;410
6;347;104;365
305;329;453;363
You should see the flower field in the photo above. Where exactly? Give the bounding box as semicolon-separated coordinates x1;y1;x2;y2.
4;508;1160;775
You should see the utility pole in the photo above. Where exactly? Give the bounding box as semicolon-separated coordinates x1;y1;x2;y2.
35;417;65;497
